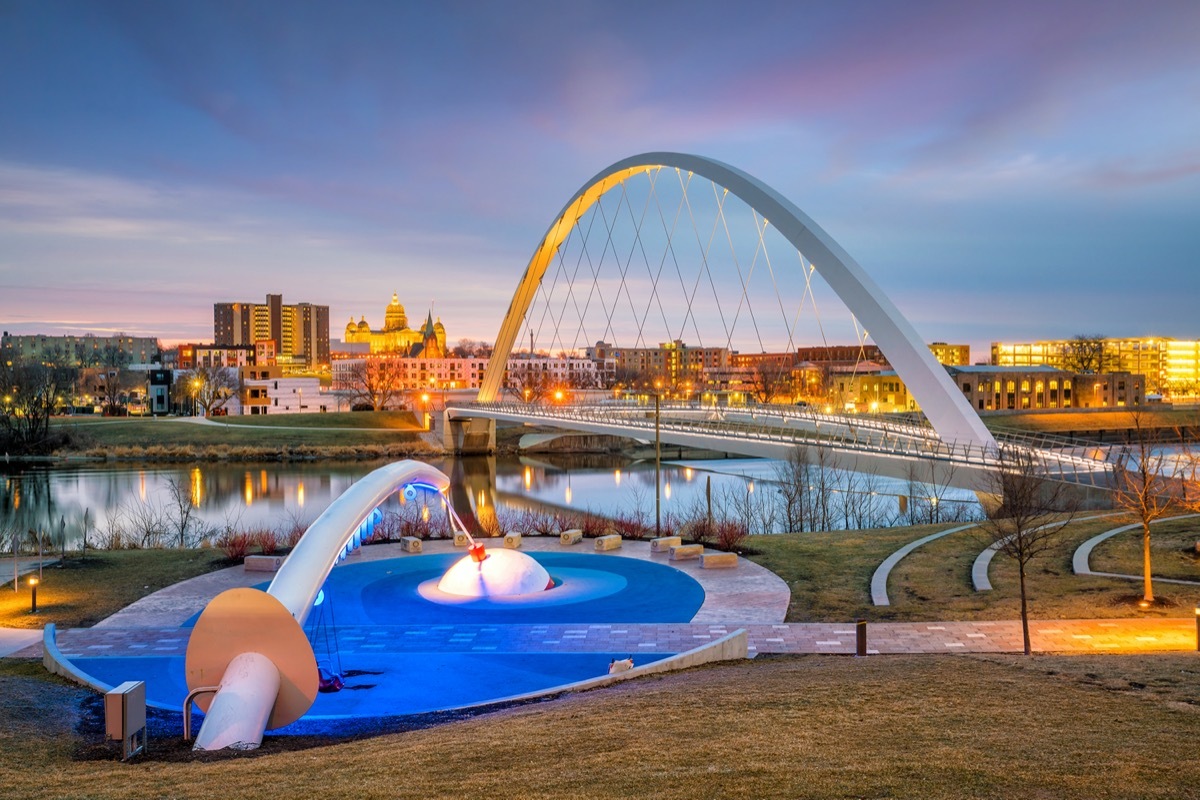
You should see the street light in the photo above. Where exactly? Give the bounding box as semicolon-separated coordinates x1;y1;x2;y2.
28;576;38;614
420;393;430;431
653;385;662;537
191;378;201;417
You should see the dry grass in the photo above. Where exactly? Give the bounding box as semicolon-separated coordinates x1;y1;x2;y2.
2;654;1200;799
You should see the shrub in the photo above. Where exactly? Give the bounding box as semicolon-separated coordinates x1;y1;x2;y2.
256;528;280;555
217;530;255;560
715;519;749;551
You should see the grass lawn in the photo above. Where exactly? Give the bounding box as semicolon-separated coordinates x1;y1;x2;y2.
2;653;1199;799
0;550;228;629
748;514;1200;623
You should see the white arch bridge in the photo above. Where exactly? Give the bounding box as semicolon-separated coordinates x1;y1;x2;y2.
442;152;1115;491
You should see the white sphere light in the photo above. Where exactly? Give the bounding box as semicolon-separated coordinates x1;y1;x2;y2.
437;549;553;597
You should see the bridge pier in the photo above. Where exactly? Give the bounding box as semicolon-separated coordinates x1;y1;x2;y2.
444;413;496;454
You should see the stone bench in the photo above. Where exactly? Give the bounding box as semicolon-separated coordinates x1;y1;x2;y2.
244;554;284;572
669;544;703;561
700;551;738;569
504;531;523;549
595;534;622;551
560;529;583;546
400;536;423;553
454;530;471;547
650;536;682;554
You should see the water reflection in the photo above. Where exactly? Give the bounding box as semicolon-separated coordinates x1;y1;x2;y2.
0;452;986;546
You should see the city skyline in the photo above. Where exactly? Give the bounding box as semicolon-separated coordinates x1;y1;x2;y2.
1;0;1198;358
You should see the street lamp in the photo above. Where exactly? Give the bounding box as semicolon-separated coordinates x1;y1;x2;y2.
191;378;201;417
28;576;38;613
420;393;430;431
653;385;662;536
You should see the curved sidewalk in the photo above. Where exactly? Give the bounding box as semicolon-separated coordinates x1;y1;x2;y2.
1073;513;1200;586
871;523;977;606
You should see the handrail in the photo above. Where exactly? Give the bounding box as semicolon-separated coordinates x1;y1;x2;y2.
450;400;1115;485
183;685;220;742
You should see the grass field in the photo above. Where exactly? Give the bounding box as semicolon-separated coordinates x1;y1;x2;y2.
47;411;432;458
2;653;1199;799
0;550;228;629
747;513;1200;622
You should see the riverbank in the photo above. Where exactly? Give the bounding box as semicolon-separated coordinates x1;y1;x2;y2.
30;411;445;463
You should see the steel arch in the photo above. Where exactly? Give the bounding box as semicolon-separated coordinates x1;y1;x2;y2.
480;152;994;449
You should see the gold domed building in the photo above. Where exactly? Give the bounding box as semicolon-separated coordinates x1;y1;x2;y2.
344;292;447;357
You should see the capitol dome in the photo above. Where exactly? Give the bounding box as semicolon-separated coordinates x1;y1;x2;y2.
356;317;370;333
383;292;407;332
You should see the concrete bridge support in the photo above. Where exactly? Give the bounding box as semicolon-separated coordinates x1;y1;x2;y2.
444;413;495;454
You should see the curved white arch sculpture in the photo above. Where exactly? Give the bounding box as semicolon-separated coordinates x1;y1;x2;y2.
187;460;455;751
480;152;994;449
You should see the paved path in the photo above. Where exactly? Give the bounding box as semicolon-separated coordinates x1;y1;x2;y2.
37;618;1200;661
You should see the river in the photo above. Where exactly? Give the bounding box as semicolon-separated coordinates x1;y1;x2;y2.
0;453;983;548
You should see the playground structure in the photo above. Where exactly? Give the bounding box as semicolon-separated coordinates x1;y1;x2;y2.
185;460;466;751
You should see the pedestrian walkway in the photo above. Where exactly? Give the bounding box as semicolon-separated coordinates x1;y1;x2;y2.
35;617;1199;661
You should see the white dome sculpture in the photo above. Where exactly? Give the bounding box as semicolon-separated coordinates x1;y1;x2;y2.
437;548;553;597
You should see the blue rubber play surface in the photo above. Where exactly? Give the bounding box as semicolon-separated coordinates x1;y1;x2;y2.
72;552;703;723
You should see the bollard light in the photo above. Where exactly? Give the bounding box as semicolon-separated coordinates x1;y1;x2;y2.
856;618;868;657
28;576;38;614
1195;606;1199;653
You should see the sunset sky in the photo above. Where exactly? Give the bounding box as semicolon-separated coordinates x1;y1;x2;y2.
1;0;1197;358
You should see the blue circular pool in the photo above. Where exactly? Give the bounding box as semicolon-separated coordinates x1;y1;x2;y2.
71;551;706;726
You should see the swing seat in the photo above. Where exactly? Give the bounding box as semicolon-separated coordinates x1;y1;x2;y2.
318;665;344;693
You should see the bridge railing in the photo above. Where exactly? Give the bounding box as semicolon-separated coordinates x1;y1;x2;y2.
454;401;1114;485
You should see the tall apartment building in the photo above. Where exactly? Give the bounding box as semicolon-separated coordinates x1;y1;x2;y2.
991;337;1200;396
214;294;329;371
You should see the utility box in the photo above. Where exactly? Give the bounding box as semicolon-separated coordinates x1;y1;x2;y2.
105;680;147;759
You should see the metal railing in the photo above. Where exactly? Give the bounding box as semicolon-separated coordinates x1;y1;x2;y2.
453;401;1116;485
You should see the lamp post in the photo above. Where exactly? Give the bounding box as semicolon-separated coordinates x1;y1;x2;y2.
1195;606;1199;652
28;576;38;614
420;393;430;431
654;385;662;537
191;378;201;417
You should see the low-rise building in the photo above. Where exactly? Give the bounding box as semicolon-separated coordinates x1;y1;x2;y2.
239;365;324;415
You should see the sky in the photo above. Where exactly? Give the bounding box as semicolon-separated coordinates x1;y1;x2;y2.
1;0;1198;361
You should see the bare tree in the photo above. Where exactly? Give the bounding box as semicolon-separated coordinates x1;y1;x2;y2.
0;359;76;453
509;364;551;403
165;477;200;548
1110;410;1193;603
747;360;795;404
977;444;1078;655
344;359;404;411
93;344;134;414
180;365;239;416
1062;334;1107;374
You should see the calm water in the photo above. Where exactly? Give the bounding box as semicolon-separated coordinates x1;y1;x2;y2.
0;453;981;546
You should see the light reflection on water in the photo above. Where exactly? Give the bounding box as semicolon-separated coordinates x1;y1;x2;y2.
0;452;985;544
